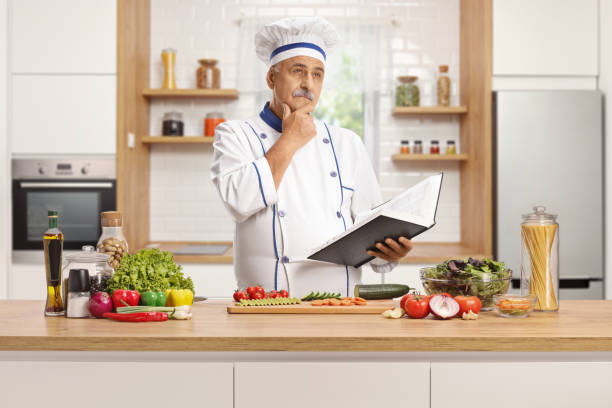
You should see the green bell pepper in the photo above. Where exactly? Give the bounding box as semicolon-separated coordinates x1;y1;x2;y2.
141;291;167;307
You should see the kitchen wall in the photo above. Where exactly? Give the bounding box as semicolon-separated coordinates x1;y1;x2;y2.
600;0;612;300
149;0;461;243
0;0;9;299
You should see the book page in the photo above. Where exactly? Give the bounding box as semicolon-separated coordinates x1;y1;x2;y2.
386;173;442;224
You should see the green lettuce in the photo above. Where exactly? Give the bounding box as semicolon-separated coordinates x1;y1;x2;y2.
105;249;194;294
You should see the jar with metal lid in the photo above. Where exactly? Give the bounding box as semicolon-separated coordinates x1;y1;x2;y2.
430;140;440;154
413;140;423;154
395;76;420;107
400;140;410;154
97;212;128;270
205;112;225;137
520;206;559;311
62;245;112;305
162;111;184;136
446;140;457;154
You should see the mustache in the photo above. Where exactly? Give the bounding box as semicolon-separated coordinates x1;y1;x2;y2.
292;89;314;101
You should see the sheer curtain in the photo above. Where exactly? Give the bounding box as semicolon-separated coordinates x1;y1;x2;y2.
236;17;388;168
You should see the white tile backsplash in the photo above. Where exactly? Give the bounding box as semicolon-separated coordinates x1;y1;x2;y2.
149;0;461;243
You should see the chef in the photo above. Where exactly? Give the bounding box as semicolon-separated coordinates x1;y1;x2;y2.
211;17;413;297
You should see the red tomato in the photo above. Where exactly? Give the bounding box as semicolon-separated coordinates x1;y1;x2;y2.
246;287;257;297
267;291;279;299
233;291;248;302
403;294;430;319
279;290;289;298
252;292;264;300
400;293;414;309
255;285;265;295
454;296;481;315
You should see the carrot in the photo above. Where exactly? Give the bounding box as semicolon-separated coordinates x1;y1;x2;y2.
329;298;341;306
354;297;366;303
340;299;352;306
355;300;367;306
312;300;324;306
321;299;331;306
340;297;353;301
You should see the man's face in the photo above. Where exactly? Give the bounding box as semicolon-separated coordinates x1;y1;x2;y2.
267;55;325;112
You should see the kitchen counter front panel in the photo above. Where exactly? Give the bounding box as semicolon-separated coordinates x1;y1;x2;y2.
1;300;611;352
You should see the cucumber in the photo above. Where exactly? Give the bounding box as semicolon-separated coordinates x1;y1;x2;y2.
354;284;411;300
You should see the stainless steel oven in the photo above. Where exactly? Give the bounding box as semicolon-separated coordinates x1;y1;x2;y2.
12;158;116;250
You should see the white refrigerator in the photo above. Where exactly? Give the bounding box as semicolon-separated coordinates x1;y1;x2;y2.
494;90;604;299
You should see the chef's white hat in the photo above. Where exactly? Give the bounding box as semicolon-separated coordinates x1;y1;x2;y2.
255;17;340;67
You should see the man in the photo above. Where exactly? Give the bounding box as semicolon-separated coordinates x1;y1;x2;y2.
211;17;413;297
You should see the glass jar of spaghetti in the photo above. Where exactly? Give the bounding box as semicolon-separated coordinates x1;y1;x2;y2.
520;206;559;312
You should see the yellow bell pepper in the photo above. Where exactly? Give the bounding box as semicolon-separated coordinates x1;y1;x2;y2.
165;289;194;307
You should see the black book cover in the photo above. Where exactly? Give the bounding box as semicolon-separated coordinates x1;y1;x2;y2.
308;216;430;268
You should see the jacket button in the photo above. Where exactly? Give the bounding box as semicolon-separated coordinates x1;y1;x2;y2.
336;211;342;218
330;171;337;177
281;256;289;263
322;138;330;144
260;133;267;139
278;210;286;217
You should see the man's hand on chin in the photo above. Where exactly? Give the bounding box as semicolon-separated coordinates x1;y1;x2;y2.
367;237;413;263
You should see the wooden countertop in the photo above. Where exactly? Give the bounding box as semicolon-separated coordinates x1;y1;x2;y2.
1;300;611;352
149;241;487;265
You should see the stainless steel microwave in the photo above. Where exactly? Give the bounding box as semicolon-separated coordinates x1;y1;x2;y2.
12;158;116;250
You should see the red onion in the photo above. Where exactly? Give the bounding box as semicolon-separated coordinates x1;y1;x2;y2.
429;294;460;319
89;292;113;318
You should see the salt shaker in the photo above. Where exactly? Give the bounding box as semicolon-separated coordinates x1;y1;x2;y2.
66;269;91;318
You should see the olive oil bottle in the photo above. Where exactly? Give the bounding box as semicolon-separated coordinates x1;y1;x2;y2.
44;210;64;316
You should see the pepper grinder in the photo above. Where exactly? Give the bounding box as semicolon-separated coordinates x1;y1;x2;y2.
66;269;91;318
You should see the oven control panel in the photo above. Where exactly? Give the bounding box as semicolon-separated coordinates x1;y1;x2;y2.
12;158;116;180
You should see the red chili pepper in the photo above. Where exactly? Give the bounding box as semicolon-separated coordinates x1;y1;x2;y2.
111;290;140;311
102;312;168;322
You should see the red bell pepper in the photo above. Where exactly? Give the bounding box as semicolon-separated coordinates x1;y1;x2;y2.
103;312;168;322
111;290;140;311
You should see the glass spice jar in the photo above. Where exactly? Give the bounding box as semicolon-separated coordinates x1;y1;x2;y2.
437;65;450;107
430;140;440;154
197;59;221;89
205;112;225;137
161;48;177;89
395;76;420;107
162;111;184;136
400;140;410;154
446;140;457;154
413;140;423;154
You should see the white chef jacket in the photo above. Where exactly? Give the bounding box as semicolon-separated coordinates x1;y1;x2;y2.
210;102;397;298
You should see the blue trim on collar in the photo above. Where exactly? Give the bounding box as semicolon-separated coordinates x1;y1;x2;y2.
259;102;283;133
270;42;326;61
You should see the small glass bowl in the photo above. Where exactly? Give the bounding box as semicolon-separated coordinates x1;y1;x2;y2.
493;294;537;318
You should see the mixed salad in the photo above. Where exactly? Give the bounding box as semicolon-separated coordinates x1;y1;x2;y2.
421;258;511;309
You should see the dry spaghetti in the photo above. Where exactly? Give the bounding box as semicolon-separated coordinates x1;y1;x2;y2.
521;224;558;311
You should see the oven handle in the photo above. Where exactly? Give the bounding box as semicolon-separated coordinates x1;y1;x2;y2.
19;182;114;189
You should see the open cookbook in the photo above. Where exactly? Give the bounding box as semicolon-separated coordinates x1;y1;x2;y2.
307;173;443;268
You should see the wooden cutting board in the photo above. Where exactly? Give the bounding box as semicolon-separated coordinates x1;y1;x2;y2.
227;299;395;314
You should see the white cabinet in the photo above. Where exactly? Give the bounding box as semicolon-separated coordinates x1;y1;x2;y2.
10;75;116;154
235;362;430;408
431;362;612;408
0;361;233;408
493;0;598;76
10;0;116;74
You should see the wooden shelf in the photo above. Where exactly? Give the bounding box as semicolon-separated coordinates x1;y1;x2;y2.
142;88;239;99
142;136;214;144
392;106;468;115
392;153;468;161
